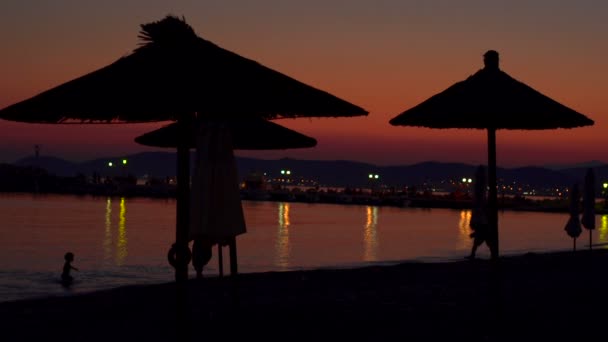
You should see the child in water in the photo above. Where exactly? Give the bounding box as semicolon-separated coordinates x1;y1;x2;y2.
61;252;79;285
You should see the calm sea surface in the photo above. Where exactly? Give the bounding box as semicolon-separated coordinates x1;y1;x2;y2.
1;193;606;302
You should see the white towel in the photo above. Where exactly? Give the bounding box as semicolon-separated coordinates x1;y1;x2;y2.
189;120;247;240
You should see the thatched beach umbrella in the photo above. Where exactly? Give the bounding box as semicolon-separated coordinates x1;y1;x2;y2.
135;118;317;277
581;168;596;250
134;118;317;150
0;16;367;281
390;50;593;260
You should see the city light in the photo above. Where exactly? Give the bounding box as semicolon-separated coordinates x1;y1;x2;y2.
374;174;379;179
467;178;472;183
286;170;291;175
108;162;113;167
369;174;373;179
462;177;467;182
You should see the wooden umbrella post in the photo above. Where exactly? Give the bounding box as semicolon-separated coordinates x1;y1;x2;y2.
229;237;238;276
174;116;192;282
487;128;499;260
218;243;224;278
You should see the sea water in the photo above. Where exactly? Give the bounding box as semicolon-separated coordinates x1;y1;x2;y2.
1;193;605;302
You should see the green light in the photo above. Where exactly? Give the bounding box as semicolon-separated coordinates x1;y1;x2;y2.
603;183;608;189
108;162;113;167
122;159;127;165
281;170;285;175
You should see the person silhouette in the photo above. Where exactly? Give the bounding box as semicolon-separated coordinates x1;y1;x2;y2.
468;222;489;259
467;165;490;260
191;238;213;279
61;252;79;286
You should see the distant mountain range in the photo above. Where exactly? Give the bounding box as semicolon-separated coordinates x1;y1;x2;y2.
11;152;608;189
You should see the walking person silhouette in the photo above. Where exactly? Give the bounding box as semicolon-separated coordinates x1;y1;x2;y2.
468;165;490;259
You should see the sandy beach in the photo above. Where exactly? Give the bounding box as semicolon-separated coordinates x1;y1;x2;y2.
1;249;606;341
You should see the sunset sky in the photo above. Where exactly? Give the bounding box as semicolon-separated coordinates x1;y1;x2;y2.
1;0;607;167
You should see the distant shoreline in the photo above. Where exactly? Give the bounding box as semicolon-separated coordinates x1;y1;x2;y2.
2;186;607;215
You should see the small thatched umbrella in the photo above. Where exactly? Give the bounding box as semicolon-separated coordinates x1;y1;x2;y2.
581;168;596;250
390;50;593;260
135;118;317;150
136;118;317;277
0;16;367;281
565;183;582;251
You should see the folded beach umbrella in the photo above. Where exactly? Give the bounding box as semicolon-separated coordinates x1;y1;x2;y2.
565;183;582;251
0;15;367;281
390;50;593;260
581;168;596;250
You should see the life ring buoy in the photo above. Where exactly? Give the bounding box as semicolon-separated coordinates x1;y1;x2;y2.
167;243;192;269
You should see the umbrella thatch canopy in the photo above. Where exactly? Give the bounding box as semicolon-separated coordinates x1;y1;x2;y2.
390;50;593;260
0;15;367;281
0;16;366;123
134;118;317;149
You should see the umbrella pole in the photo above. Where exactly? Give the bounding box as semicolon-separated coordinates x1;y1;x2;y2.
218;243;224;278
229;237;238;276
487;128;499;260
174;118;192;282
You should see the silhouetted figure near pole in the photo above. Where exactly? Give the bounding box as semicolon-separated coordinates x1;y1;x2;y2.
61;252;79;287
191;238;213;279
468;165;490;259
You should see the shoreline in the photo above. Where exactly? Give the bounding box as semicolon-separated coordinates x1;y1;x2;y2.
2;188;606;215
3;249;607;340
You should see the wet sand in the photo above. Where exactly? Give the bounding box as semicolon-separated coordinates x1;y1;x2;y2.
1;249;606;341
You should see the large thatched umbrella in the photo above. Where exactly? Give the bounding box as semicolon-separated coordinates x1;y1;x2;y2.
136;118;317;278
0;16;367;280
390;50;593;260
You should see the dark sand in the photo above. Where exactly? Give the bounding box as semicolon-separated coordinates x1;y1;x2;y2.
1;250;606;341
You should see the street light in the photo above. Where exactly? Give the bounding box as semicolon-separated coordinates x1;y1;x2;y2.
108;161;113;167
122;159;128;165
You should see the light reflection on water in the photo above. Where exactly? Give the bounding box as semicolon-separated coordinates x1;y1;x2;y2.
599;215;608;243
1;193;606;302
458;210;473;250
275;202;291;269
363;206;378;262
